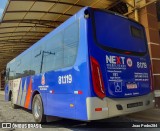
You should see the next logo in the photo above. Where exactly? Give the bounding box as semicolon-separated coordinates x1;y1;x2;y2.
106;55;125;64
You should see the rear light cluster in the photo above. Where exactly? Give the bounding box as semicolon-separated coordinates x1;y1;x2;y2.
95;108;102;111
150;65;154;92
90;56;106;99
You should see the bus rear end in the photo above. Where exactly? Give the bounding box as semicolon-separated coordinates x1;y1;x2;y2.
86;8;155;120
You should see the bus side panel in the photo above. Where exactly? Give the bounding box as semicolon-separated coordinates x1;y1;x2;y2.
46;94;75;119
16;78;24;106
44;12;90;120
31;75;47;111
5;75;46;111
11;77;31;109
74;16;90;121
12;78;21;105
45;70;76;119
5;83;9;101
5;80;17;101
74;63;90;121
18;77;31;107
45;65;89;121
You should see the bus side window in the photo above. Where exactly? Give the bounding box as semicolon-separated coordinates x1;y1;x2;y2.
42;32;63;72
130;26;143;39
15;59;22;78
8;62;16;80
32;47;42;74
42;20;79;73
64;21;79;67
51;32;64;70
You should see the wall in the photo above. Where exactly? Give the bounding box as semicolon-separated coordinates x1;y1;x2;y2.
128;0;160;108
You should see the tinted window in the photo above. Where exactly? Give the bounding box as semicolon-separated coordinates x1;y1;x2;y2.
64;22;79;67
94;10;147;53
42;32;64;72
7;21;79;80
42;21;79;73
8;60;16;80
32;46;42;74
131;26;142;38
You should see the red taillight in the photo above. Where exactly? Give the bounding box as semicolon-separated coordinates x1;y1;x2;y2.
150;65;154;91
90;56;106;99
95;108;102;111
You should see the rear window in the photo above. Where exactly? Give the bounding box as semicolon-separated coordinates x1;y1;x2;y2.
131;26;143;38
93;10;147;53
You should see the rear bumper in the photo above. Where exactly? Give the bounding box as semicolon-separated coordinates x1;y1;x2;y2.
86;92;155;120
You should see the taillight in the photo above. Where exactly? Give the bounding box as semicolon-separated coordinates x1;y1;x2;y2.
90;56;106;99
150;65;154;92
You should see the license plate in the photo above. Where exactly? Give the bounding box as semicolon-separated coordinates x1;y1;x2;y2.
127;83;137;89
127;102;143;108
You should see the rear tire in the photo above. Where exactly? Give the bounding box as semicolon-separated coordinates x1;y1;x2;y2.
32;94;46;123
11;93;18;109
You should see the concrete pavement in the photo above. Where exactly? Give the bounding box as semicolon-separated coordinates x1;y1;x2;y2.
0;90;160;122
0;91;4;95
127;109;160;122
0;94;141;130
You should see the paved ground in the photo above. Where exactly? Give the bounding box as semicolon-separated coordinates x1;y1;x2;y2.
127;109;160;122
0;91;4;95
0;95;34;123
0;94;159;131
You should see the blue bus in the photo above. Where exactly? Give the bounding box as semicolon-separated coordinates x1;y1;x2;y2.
5;7;155;123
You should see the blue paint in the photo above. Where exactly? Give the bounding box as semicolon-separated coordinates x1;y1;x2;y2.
5;7;152;121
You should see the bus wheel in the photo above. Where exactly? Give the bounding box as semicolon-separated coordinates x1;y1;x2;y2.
32;94;46;123
11;93;17;109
